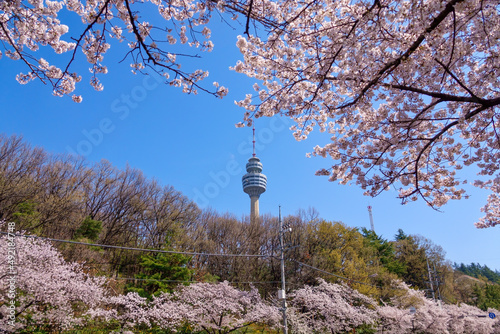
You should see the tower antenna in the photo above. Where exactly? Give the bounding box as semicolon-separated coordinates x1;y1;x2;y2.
252;124;256;157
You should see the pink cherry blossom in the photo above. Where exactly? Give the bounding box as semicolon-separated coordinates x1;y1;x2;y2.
0;0;225;97
161;281;281;332
288;278;377;333
0;228;108;331
232;0;500;227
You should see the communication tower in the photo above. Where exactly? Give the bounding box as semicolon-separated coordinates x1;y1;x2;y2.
242;126;267;221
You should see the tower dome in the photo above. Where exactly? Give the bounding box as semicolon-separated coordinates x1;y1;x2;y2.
242;157;267;196
242;156;266;220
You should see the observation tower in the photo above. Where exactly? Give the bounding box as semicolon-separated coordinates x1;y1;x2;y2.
242;127;267;221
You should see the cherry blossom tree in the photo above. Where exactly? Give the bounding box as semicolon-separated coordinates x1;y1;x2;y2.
87;291;186;330
233;0;500;228
89;281;280;333
0;0;242;100
0;228;108;332
444;303;497;334
4;0;500;227
377;280;499;334
288;278;377;333
376;304;414;334
162;281;281;333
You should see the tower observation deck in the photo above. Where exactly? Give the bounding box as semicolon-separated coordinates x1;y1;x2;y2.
242;156;267;220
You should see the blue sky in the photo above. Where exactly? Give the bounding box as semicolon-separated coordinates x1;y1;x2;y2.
1;16;499;271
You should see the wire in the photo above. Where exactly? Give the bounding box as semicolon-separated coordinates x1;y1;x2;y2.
0;232;272;258
0;232;406;291
295;260;419;291
112;277;284;285
292;259;379;287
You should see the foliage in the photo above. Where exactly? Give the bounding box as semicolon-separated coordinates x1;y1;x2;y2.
472;283;500;311
391;231;429;290
455;262;500;284
73;216;102;241
0;228;497;333
0;230;108;332
362;228;406;276
0;135;498;329
302;220;377;294
11;201;41;232
2;0;500;226
0;134;200;272
126;249;193;299
394;229;409;241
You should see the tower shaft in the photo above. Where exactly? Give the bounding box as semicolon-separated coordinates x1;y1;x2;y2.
250;196;259;220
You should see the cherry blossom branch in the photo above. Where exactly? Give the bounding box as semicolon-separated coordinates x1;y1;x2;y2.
434;58;479;101
339;0;466;109
244;0;254;35
58;0;112;89
0;21;46;83
122;0;218;96
410;104;493;204
440;7;456;84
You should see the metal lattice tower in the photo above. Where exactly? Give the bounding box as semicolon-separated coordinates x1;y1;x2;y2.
242;126;267;221
368;205;375;232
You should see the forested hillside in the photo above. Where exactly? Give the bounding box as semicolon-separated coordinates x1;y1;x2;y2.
454;263;500;284
1;134;499;333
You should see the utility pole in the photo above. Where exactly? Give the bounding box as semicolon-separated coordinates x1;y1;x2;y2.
426;258;436;302
278;206;288;334
433;262;443;307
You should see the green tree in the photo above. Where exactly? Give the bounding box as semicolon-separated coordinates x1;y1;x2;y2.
12;200;41;231
394;229;408;241
73;216;102;241
472;283;500;311
303;221;377;295
127;248;193;300
391;231;428;290
361;228;406;277
455;262;500;284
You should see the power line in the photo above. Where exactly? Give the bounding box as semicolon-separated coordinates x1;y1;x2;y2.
111;277;284;285
0;232;272;258
1;232;410;292
291;259;408;291
292;259;376;287
0;232;304;287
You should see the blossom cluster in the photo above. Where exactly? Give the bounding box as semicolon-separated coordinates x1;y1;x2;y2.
0;0;229;98
232;0;500;227
0;230;108;331
377;281;500;334
89;281;281;331
1;229;498;333
289;279;499;334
